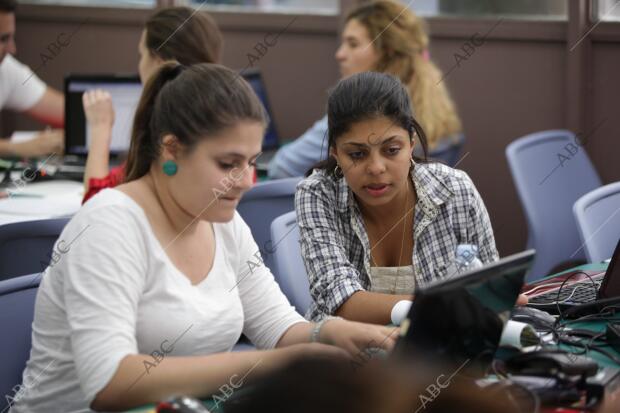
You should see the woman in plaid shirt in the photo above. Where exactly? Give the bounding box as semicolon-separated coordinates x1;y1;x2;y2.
296;72;517;324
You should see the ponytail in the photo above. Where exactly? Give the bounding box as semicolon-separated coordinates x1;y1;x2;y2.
124;62;267;182
125;63;185;182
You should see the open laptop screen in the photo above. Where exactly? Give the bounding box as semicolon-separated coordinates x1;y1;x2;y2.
65;75;142;156
599;238;620;299
393;250;535;377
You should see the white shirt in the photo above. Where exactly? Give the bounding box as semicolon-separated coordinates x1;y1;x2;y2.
0;54;47;111
10;189;305;413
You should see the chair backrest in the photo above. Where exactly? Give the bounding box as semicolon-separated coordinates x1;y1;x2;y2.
506;129;602;281
0;273;40;411
270;211;311;315
429;133;465;167
237;177;302;272
573;181;620;263
0;218;70;282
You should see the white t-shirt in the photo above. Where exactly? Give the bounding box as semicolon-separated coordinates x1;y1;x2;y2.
0;54;47;111
10;189;305;413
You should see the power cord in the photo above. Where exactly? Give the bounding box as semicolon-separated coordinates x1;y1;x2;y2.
549;304;620;365
554;271;599;320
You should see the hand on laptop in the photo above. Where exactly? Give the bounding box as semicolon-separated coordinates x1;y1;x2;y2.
319;319;399;357
12;128;64;158
82;89;115;145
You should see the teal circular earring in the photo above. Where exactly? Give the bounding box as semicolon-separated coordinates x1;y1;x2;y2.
162;160;178;176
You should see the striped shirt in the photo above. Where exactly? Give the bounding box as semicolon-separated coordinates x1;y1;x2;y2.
295;162;499;321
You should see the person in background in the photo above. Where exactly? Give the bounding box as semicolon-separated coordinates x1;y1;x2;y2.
0;0;64;158
296;71;525;324
81;6;223;203
268;0;463;179
10;63;396;413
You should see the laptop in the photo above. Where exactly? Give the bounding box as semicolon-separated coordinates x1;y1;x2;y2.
241;69;281;171
63;74;142;171
392;250;536;378
524;238;620;314
63;70;279;171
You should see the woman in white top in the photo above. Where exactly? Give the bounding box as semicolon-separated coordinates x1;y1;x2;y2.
11;63;396;413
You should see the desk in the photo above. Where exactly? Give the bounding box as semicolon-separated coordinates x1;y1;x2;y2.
557;295;620;368
0;180;83;225
128;263;620;412
528;263;620;367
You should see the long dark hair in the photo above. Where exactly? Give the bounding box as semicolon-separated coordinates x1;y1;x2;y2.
125;63;267;181
145;6;222;65
310;71;428;178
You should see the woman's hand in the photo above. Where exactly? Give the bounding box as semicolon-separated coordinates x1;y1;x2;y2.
82;89;115;132
319;319;399;357
81;90;115;190
516;294;528;306
12;129;64;157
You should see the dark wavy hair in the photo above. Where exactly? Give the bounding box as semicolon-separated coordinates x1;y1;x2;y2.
309;71;428;178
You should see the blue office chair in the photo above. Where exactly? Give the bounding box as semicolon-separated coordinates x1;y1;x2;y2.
270;211;311;315
506;130;602;281
0;273;40;412
573;181;620;263
0;218;70;282
237;177;302;273
429;133;466;167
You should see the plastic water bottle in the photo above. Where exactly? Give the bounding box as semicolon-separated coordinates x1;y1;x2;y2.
451;244;483;276
455;244;483;270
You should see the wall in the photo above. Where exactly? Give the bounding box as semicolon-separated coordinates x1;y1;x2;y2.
2;3;619;258
2;5;341;142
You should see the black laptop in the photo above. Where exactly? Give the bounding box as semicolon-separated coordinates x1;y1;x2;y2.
63;70;280;175
65;74;142;158
525;238;620;315
392;250;536;378
59;74;142;178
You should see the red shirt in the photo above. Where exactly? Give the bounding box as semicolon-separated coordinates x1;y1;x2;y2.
82;164;126;204
82;164;258;204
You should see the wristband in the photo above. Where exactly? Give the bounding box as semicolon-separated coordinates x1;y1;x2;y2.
310;316;342;343
391;300;413;326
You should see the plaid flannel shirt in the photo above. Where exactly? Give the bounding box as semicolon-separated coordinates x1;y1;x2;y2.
295;162;499;321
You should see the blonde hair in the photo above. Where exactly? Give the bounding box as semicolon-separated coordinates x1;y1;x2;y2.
346;0;462;149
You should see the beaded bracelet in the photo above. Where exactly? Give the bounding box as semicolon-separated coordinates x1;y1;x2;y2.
310;316;343;343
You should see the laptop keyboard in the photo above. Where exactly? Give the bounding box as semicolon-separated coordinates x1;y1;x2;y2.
529;279;602;304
